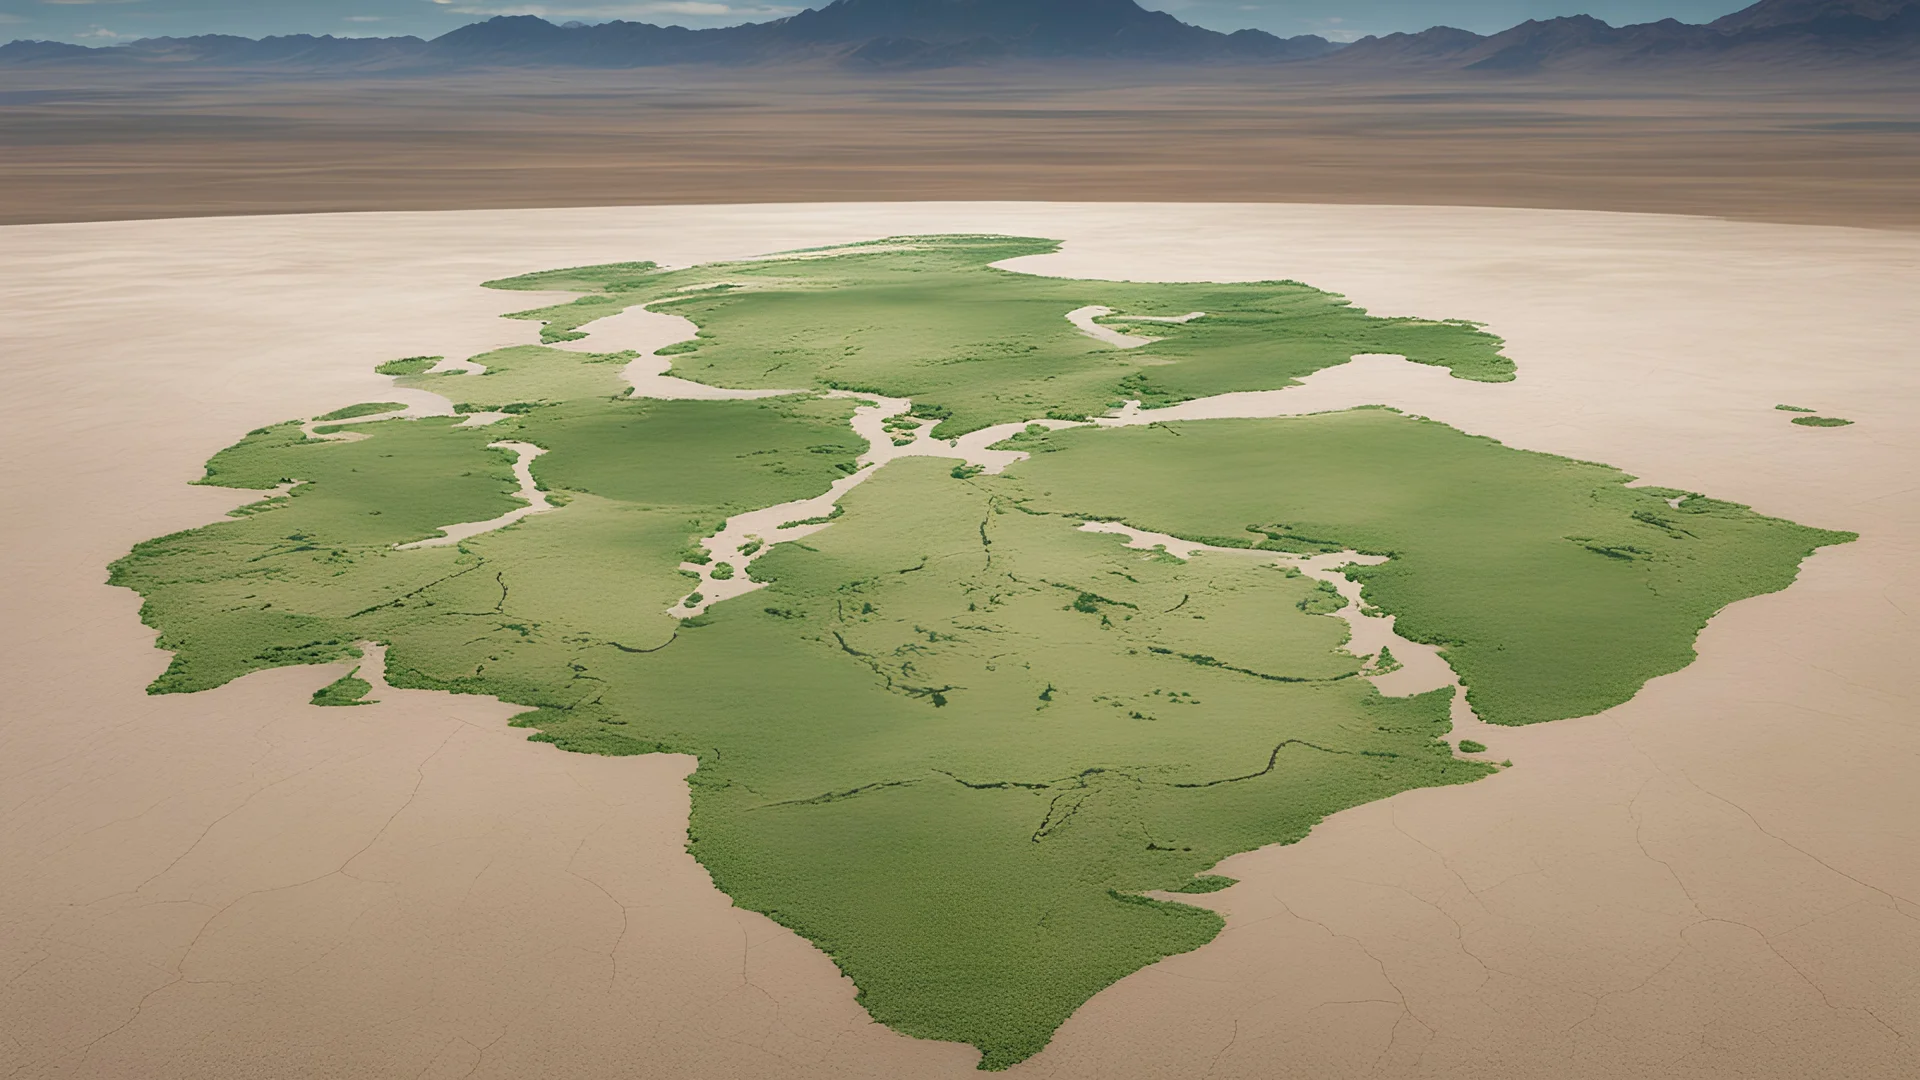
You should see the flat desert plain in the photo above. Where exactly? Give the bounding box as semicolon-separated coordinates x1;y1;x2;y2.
3;69;1918;230
2;202;1917;1078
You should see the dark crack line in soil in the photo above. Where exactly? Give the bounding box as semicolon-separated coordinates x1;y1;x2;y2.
1170;739;1352;789
935;770;1050;792
752;778;924;811
349;560;488;619
608;633;678;655
1148;646;1357;685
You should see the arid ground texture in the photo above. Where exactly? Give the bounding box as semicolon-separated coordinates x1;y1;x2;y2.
3;201;1918;1078
2;69;1919;228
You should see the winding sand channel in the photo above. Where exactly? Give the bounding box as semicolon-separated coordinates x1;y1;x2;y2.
3;204;1917;1080
396;441;553;551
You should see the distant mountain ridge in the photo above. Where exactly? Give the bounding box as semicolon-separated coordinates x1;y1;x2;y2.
0;0;1333;71
1332;0;1920;71
2;0;1916;72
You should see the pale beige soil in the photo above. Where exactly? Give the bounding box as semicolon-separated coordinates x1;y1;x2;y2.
2;203;1916;1079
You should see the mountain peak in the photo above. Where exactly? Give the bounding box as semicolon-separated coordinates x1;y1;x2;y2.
1712;0;1918;31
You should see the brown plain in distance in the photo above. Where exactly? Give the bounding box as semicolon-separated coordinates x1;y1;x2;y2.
1;63;1917;229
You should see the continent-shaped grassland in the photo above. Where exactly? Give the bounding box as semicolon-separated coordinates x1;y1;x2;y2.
483;235;1515;436
110;236;1851;1070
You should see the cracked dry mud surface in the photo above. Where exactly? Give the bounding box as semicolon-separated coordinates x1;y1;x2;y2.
2;203;1917;1079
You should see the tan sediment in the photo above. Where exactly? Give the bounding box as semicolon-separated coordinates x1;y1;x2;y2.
2;203;1916;1080
1065;305;1204;349
564;300;797;402
670;389;1063;616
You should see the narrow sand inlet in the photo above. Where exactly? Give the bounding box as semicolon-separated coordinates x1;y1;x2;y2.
566;300;798;401
668;389;1080;616
395;441;553;550
1066;305;1205;348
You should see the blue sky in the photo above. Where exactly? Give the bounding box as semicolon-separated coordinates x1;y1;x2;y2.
0;1;1756;45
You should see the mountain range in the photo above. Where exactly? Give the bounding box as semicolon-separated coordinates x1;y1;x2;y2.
1333;0;1920;71
2;0;1915;73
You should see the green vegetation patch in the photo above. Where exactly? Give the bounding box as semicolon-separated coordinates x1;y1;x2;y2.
486;234;1515;437
311;668;375;707
1457;739;1488;754
1004;410;1853;726
1170;875;1238;894
390;343;635;407
1792;415;1854;427
376;356;442;376
518;395;864;511
1775;404;1817;413
315;401;406;422
683;462;1485;1067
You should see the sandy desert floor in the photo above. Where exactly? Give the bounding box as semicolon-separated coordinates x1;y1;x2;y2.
2;69;1918;229
2;202;1917;1078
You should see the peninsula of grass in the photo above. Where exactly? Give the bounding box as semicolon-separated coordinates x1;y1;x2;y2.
315;401;406;422
1003;410;1852;726
109;236;1852;1071
376;356;442;376
1171;875;1238;894
311;668;375;706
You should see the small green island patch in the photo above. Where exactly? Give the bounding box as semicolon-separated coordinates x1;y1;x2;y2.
311;667;375;707
375;356;443;376
315;401;407;422
110;235;1852;1070
1792;415;1854;427
1170;875;1239;894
